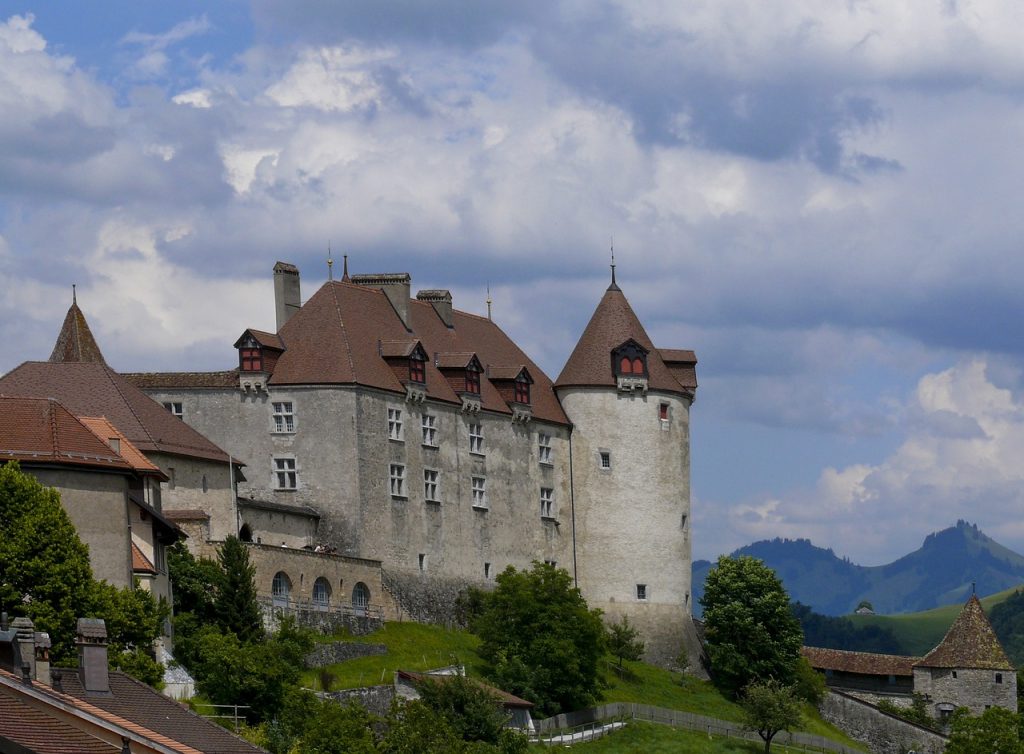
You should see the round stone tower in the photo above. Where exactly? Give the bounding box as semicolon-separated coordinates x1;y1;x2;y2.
555;268;702;671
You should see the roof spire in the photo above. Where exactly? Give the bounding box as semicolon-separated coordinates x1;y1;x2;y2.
72;283;77;305
327;242;334;281
608;238;620;291
49;295;105;364
342;254;350;282
486;283;493;321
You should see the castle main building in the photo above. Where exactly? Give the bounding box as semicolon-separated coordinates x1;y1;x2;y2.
131;262;700;666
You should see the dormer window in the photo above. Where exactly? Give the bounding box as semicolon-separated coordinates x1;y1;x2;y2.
409;354;426;384
234;329;284;383
613;340;648;378
466;364;481;394
240;346;262;372
514;377;530;404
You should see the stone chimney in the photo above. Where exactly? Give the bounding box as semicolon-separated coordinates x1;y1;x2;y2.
76;618;110;695
352;273;412;330
274;261;302;331
34;631;51;686
12;617;34;682
416;289;454;328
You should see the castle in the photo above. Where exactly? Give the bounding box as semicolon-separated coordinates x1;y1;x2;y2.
1;260;700;667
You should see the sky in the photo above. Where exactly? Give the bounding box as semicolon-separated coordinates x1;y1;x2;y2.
2;1;1024;567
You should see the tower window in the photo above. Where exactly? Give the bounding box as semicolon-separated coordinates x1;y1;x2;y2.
419;554;427;572
599;451;611;470
484;562;492;580
240;347;263;372
612;340;649;378
636;584;647;601
659;402;669;421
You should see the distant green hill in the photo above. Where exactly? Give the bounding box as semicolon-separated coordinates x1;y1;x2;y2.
693;520;1024;616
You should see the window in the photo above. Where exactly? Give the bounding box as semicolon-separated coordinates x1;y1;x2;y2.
599;451;611;469
613;340;648;377
422;414;437;446
418;554;427;572
163;402;183;419
239;524;253;542
469;423;484;454
484;562;492;580
636;584;647;601
466;367;481;395
388;408;404;441
201;474;208;493
409;355;426;384
240;347;262;372
952;670;958;679
390;464;406;497
168;467;175;490
540;488;554;519
514;379;530;404
312;577;331;610
424;469;439;502
681;514;688;529
471;476;487;509
352;582;370;615
272;571;291;607
274;457;297;489
996;673;1003;684
659;402;669;421
538;433;552;465
272;401;295;433
544;559;557;567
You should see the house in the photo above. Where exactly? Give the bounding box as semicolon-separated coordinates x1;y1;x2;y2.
803;595;1017;718
127;260;701;666
394;668;534;733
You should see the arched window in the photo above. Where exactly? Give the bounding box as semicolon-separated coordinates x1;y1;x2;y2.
620;356;633;374
239;524;253;542
631;357;643;373
312;577;331;610
613;340;648;379
352;582;370;616
272;571;291;608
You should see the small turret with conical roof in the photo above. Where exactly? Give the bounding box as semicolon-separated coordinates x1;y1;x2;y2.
49;287;105;364
556;264;701;671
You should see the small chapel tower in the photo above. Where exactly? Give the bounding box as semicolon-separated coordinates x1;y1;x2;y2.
555;267;702;669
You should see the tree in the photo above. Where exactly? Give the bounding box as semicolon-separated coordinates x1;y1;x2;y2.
606;616;644;670
791;656;826;705
470;562;605;716
740;679;803;754
214;535;262;643
416;675;510;745
89;580;169;687
945;706;1024;754
700;555;804;697
0;462;95;662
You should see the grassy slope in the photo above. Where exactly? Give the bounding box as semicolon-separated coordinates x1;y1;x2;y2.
305;622;864;750
847;584;1022;655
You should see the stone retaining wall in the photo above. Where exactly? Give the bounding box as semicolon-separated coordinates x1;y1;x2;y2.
320;685;396;717
305;642;387;667
820;690;948;754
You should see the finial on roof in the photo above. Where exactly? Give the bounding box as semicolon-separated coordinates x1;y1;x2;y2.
972;581;976;595
342;254;350;282
486;283;492;321
72;284;77;305
608;239;620;291
327;243;334;281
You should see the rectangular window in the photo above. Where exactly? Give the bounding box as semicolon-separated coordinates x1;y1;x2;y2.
540;488;554;519
421;414;437;446
514;380;530;404
466;369;481;395
168;467;175;490
410;358;426;384
469;423;484;455
240;348;262;371
274;457;297;490
388;407;404;441
272;401;295;433
538;433;552;465
484;562;492;580
163;402;183;419
544;559;557;568
390;464;406;497
424;469;439;502
419;553;427;572
659;402;669;421
600;451;611;469
636;584;647;601
471;476;487;509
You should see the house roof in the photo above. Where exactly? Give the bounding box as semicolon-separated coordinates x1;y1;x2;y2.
802;646;918;677
238;497;320;519
0;397;133;473
915;595;1014;670
0;363;231;463
396;670;534;708
49;299;106;365
131;542;157;575
555;280;695;396
51;670;266;754
78;416;166;478
163;509;210;522
124;371;239;390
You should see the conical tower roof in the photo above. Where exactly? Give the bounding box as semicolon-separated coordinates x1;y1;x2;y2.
915;595;1014;670
555;275;689;395
49;293;105;364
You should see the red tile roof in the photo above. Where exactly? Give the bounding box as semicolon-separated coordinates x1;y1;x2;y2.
49;300;105;364
78;416;165;477
802;646;918;677
915;595;1014;670
555;283;695;396
0;396;132;473
0;689;118;753
131;542;157;575
0;363;231;463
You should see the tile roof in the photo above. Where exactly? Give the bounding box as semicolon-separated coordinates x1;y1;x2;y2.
802;646;918;677
0;689;118;753
78;416;165;477
49;300;106;365
555;282;694;396
132;542;157;574
163;509;210;521
237;497;320;518
0;363;231;463
124;371;240;389
0;396;133;473
396;670;533;708
52;670;266;754
915;595;1014;670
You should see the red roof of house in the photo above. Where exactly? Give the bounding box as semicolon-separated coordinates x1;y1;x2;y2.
0;396;133;473
0;689;118;753
131;542;158;575
49;299;105;365
802;646;918;677
555;280;695;395
915;595;1014;670
78;416;165;477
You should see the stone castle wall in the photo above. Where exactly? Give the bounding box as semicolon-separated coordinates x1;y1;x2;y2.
820;691;948;754
913;665;1017;716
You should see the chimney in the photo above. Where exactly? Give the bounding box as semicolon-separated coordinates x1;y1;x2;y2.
351;273;412;330
12;617;35;683
274;261;302;331
34;631;51;686
76;618;110;695
416;290;454;328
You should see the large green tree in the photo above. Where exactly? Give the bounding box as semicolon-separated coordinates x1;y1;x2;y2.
740;679;803;754
700;555;803;697
215;535;263;643
470;562;605;716
945;707;1024;754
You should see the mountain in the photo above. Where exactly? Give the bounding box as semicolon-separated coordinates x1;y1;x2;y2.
692;521;1024;616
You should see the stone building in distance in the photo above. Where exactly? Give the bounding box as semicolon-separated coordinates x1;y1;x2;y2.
127;260;700;667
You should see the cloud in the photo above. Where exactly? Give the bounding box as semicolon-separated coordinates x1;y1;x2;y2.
120;15;211;80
